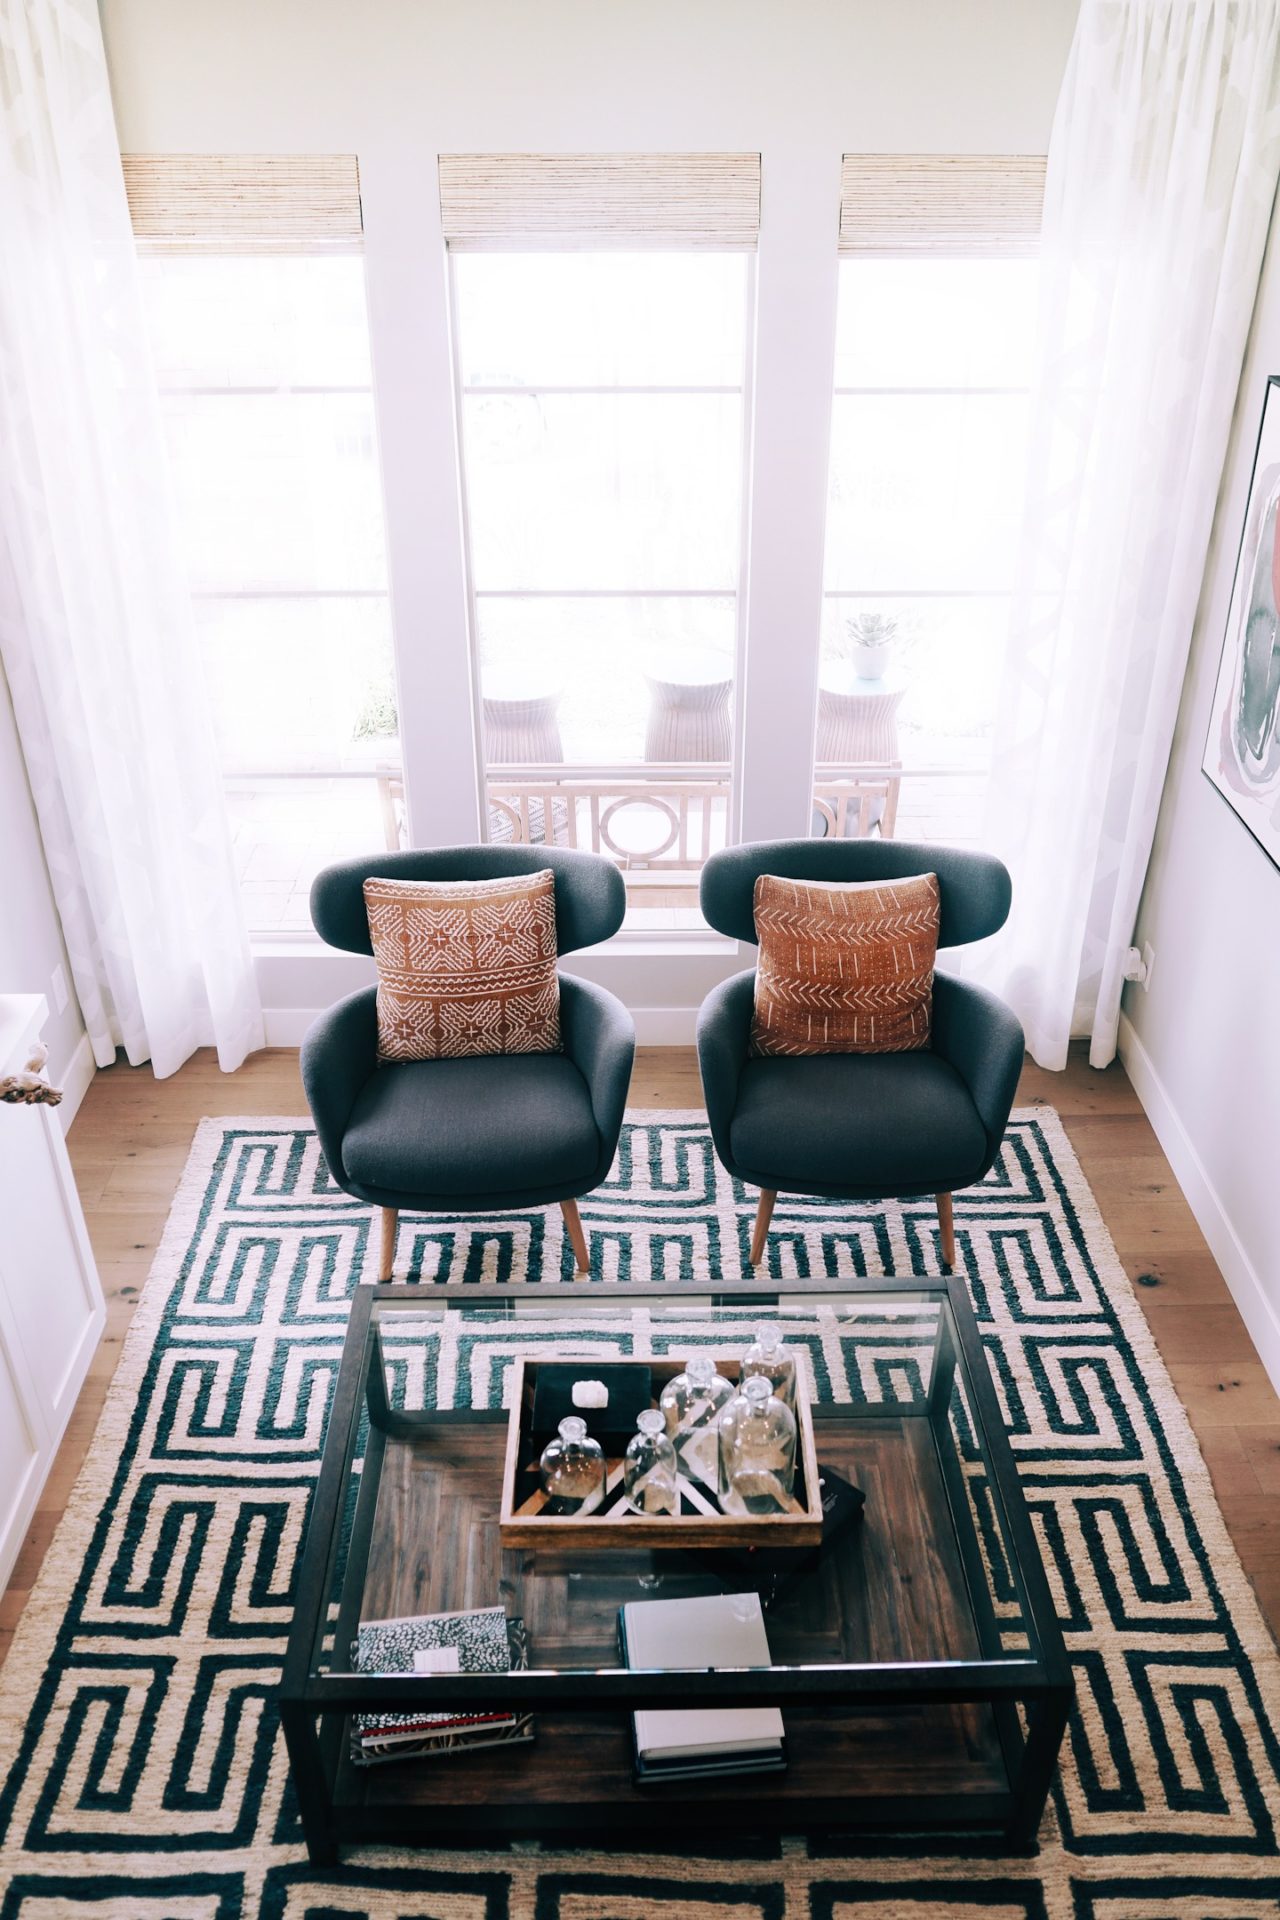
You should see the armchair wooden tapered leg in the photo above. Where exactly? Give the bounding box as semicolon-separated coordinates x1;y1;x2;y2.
561;1199;590;1275
936;1192;955;1272
379;1208;399;1282
749;1189;777;1267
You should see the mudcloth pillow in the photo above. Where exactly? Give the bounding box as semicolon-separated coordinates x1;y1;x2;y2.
749;871;940;1056
364;870;561;1062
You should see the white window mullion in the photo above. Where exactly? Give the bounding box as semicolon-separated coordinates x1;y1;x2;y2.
360;145;483;847
737;142;841;846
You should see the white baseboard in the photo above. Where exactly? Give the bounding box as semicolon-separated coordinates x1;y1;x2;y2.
628;1007;698;1046
262;1009;317;1048
1118;1010;1280;1399
56;1032;97;1133
263;1005;699;1049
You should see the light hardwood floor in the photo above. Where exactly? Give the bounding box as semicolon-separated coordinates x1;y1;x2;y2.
2;1044;1277;1673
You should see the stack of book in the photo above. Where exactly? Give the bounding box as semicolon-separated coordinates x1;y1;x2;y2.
618;1591;786;1783
350;1605;533;1766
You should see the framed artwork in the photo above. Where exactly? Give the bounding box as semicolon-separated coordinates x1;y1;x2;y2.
1203;374;1280;868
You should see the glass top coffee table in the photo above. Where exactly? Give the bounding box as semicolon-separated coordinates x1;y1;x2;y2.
281;1277;1072;1862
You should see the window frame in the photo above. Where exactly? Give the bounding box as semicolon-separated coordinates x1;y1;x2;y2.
134;150;1046;982
444;245;759;941
815;250;1041;840
137;247;402;936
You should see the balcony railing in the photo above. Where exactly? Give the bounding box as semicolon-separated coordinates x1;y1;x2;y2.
223;751;988;933
374;762;905;862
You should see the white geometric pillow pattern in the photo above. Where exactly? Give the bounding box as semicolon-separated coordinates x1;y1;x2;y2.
363;869;561;1062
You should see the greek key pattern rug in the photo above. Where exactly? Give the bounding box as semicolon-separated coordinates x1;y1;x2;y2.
1;1109;1279;1918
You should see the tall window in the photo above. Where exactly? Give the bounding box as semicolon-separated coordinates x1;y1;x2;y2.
814;157;1044;846
127;157;396;933
442;155;759;933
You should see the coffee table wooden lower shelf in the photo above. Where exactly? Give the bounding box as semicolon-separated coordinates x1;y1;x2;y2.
324;1700;1012;1845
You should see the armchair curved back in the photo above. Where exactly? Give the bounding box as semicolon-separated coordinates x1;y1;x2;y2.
700;840;1011;949
310;845;626;957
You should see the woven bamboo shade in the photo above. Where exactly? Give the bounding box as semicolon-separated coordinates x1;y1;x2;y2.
839;155;1046;258
122;155;363;252
438;153;760;249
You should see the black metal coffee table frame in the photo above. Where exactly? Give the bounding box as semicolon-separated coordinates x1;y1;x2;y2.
280;1276;1072;1863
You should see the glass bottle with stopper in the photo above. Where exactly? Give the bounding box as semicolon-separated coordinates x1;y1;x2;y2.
717;1374;798;1514
740;1321;797;1410
623;1408;678;1515
538;1415;605;1513
659;1353;733;1484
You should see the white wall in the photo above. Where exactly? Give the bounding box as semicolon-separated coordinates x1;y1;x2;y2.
0;666;90;1108
100;0;1079;1037
101;1;1075;154
1122;201;1280;1395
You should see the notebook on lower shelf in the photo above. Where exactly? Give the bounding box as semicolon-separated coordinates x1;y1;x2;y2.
618;1591;786;1783
350;1606;533;1766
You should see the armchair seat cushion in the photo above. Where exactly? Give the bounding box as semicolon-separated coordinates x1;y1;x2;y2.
728;1049;989;1196
342;1053;600;1199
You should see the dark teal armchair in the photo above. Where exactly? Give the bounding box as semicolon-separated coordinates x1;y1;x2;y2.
696;840;1023;1272
301;846;634;1280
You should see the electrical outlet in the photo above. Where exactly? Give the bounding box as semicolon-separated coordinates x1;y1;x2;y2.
51;963;69;1014
1140;941;1155;994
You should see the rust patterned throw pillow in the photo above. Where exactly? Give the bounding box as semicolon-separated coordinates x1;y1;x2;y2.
364;870;561;1062
749;871;940;1056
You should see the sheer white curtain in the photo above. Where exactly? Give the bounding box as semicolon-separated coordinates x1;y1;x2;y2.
984;0;1280;1069
0;0;263;1076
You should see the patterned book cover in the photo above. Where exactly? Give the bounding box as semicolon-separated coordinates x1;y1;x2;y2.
351;1608;525;1749
355;1704;535;1766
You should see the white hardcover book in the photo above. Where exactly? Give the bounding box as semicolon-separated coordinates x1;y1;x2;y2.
622;1591;785;1762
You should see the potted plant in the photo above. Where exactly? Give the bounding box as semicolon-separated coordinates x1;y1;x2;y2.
842;610;897;681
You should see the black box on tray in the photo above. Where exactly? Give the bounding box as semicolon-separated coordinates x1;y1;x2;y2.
690;1463;867;1608
529;1362;653;1452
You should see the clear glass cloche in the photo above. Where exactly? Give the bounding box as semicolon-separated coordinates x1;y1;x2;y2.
740;1321;798;1411
659;1353;733;1485
539;1415;605;1513
623;1408;678;1515
717;1374;798;1515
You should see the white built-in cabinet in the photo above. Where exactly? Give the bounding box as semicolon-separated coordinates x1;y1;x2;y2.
0;996;104;1590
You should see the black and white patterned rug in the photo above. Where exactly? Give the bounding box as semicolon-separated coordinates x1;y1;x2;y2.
1;1108;1279;1917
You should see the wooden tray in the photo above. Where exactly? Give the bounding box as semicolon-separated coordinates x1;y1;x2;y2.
499;1355;823;1549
